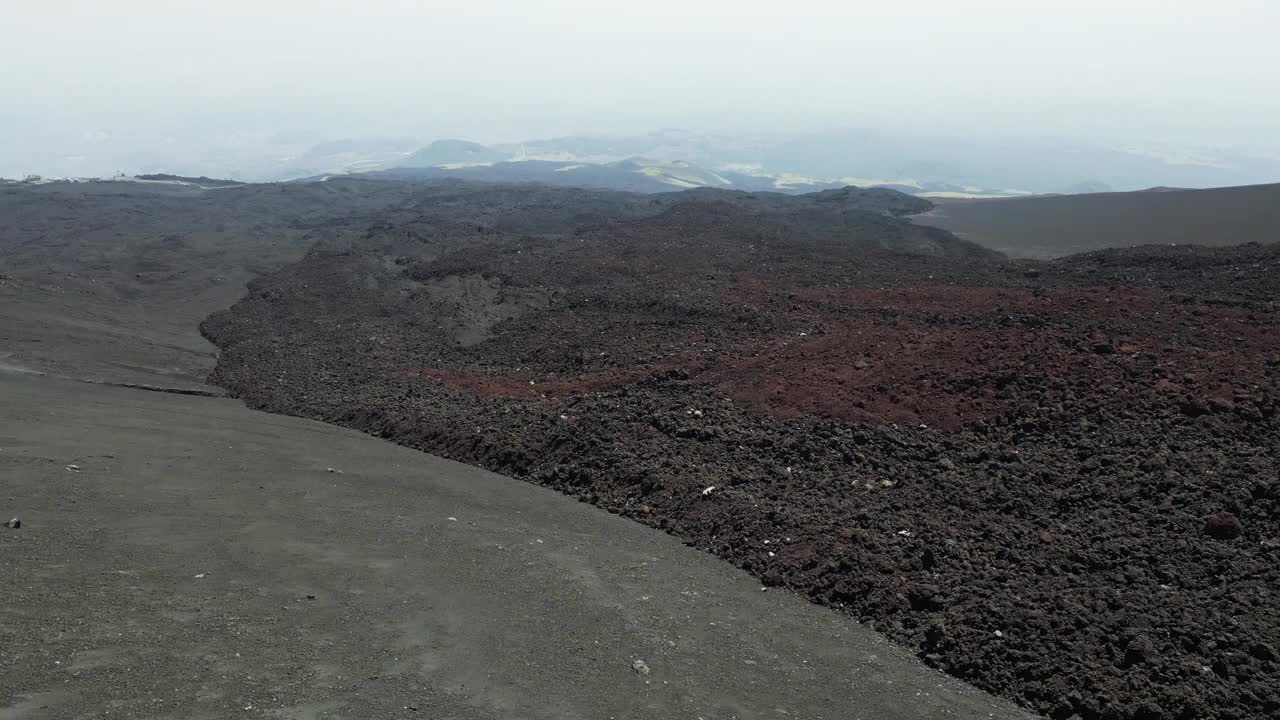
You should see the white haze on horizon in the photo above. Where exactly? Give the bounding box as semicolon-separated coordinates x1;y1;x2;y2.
2;0;1278;181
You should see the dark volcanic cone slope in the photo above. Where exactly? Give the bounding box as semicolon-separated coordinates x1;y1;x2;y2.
204;193;1280;720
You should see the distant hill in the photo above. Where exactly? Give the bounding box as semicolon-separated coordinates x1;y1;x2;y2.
135;174;244;187
398;139;510;168
1063;181;1113;194
912;183;1280;258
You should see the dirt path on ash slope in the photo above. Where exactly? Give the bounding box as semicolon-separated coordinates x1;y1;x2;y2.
0;370;1030;720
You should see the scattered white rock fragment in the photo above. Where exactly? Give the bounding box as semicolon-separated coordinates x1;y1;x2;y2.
4;517;18;529
194;573;206;579
692;409;703;417
447;517;458;522
994;630;1004;638
768;551;775;557
897;530;914;537
631;659;651;675
66;464;80;472
701;486;716;496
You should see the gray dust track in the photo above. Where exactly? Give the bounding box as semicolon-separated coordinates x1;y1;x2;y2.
0;371;1032;720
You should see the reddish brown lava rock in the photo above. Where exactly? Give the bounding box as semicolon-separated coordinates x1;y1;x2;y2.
1205;512;1244;540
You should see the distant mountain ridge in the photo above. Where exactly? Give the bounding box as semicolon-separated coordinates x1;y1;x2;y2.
13;115;1278;191
369;134;1167;197
371;156;850;195
385;129;1280;195
374;136;943;196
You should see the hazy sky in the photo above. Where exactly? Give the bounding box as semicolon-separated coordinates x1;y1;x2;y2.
3;0;1279;176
